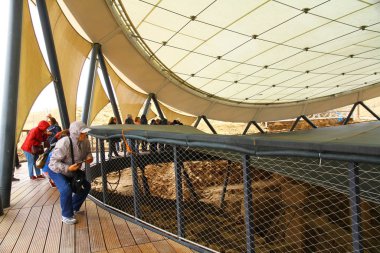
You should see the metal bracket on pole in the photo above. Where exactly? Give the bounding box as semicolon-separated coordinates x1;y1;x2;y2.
290;115;317;131
97;45;122;124
194;115;217;134
243;121;265;135
82;43;100;125
37;0;70;129
344;101;380;125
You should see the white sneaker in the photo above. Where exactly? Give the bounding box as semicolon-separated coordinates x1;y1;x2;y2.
62;216;77;225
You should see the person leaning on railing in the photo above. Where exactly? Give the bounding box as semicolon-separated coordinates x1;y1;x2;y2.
47;121;93;225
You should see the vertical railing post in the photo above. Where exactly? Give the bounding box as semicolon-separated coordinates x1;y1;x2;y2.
130;139;141;218
220;160;232;209
173;146;185;237
243;155;254;253
140;166;151;196
0;194;3;216
99;139;107;204
348;162;363;253
183;170;198;200
95;138;99;164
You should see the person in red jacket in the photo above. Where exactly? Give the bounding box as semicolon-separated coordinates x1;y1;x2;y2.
21;120;50;179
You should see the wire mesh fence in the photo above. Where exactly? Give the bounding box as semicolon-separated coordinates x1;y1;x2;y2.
87;135;380;253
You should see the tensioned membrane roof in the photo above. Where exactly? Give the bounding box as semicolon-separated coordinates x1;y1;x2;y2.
62;0;380;122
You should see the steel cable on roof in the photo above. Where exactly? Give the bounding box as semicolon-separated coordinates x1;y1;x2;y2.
273;0;380;34
137;0;380;60
120;0;380;103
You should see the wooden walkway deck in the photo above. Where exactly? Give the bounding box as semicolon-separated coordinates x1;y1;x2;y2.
0;164;196;253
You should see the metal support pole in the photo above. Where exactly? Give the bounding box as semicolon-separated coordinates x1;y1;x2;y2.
202;116;217;134
95;138;99;164
151;94;165;120
343;102;359;125
99;140;107;204
358;101;380;120
130;140;141;218
243;122;253;135
139;166;151;196
193;116;202;128
290;116;301;131
36;0;70;129
142;94;153;116
173;146;185;237
348;162;363;253
243;121;265;135
97;45;122;124
183;169;198;200
220;160;232;209
301;115;317;129
0;0;23;210
82;43;100;125
243;155;255;253
252;121;265;133
0;195;2;216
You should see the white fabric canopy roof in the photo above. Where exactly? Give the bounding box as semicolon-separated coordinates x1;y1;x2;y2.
62;0;380;122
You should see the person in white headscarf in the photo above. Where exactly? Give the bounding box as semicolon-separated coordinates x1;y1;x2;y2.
48;121;93;225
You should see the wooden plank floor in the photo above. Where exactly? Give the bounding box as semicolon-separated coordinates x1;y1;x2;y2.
0;163;197;253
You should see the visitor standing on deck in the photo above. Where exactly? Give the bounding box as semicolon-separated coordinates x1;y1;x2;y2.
48;121;93;225
21;120;50;180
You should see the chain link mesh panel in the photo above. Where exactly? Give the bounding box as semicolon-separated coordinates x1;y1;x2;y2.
87;135;380;253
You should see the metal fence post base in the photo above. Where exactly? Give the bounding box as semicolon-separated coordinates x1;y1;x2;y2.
348;162;363;253
243;155;254;253
0;194;3;216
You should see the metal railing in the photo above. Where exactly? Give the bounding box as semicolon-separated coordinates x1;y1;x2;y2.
87;133;380;253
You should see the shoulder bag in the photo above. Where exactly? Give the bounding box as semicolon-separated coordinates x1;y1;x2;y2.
68;137;87;194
